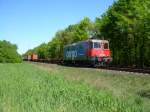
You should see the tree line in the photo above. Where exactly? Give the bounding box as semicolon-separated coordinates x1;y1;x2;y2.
25;0;150;68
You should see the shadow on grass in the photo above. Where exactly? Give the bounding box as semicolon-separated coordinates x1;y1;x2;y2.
138;89;150;99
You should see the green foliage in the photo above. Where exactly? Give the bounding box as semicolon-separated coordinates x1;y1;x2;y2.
0;63;145;112
25;17;93;60
0;40;22;63
34;43;49;59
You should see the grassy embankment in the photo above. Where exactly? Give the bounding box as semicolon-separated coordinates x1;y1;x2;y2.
0;63;150;112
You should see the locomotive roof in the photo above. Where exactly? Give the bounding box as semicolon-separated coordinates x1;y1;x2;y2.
64;39;109;48
89;39;109;43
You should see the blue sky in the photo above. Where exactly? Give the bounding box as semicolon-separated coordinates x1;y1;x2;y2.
0;0;114;54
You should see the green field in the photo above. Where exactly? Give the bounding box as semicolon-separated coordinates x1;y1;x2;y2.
0;63;150;112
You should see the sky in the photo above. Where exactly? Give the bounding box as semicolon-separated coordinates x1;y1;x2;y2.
0;0;114;54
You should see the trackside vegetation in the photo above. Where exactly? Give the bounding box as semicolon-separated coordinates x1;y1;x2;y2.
0;40;22;63
34;63;150;112
25;0;150;67
0;63;147;112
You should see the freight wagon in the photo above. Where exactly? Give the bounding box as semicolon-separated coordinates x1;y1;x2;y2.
31;54;38;61
23;54;38;61
27;55;31;61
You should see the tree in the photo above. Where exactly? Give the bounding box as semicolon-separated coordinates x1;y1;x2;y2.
0;40;22;63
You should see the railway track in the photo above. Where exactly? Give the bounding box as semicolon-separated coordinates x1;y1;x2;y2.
98;66;150;74
27;60;150;75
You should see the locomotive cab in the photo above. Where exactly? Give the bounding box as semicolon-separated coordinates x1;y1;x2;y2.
89;39;111;65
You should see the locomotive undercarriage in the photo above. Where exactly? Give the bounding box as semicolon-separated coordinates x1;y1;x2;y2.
63;57;112;67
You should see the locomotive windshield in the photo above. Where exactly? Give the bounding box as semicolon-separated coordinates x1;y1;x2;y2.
89;40;109;49
94;42;101;48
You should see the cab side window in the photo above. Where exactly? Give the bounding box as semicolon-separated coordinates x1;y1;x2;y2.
104;43;109;49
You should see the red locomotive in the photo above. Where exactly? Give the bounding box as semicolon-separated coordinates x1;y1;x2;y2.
64;39;112;66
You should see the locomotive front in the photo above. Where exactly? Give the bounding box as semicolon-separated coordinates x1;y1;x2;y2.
88;39;112;66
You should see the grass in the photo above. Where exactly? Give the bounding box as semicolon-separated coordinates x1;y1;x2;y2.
33;62;150;112
0;63;149;112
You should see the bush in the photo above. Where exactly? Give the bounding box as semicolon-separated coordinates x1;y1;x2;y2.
0;40;22;63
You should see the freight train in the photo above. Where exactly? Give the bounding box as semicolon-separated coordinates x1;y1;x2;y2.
24;39;112;66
